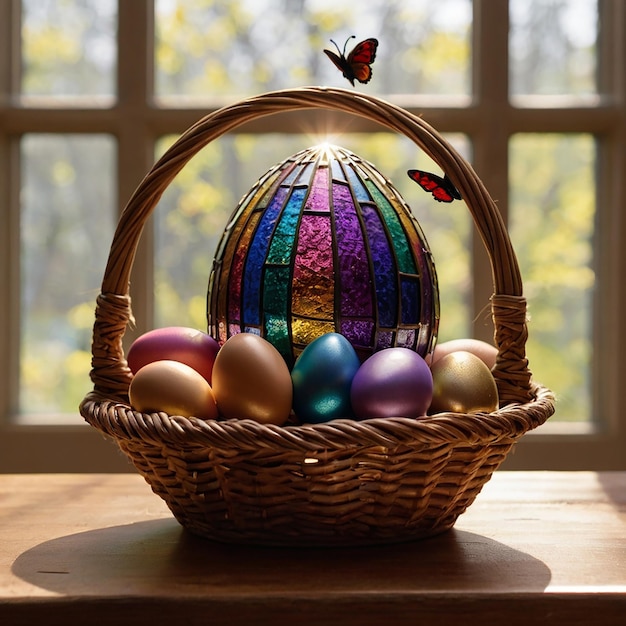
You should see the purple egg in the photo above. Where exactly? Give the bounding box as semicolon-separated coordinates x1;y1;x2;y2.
350;348;433;419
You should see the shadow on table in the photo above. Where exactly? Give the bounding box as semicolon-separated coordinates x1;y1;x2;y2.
598;472;626;505
12;517;552;595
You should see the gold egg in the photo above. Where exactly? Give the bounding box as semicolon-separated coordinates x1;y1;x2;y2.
129;360;218;420
429;350;499;414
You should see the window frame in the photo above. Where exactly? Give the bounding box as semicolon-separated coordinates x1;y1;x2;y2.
0;0;625;472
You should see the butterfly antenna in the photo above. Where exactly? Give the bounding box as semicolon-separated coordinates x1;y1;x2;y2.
329;38;342;55
343;35;356;55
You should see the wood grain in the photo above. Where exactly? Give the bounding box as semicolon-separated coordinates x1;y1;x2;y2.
1;471;624;625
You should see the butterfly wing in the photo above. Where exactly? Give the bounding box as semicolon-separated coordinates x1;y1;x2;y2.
323;48;356;86
407;170;462;203
347;38;378;85
440;174;462;201
349;63;372;84
348;38;378;64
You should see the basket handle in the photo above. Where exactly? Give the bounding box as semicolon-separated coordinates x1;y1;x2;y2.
89;86;532;407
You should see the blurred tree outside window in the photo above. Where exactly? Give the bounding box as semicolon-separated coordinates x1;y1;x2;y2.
21;0;116;101
155;0;471;99
20;135;116;415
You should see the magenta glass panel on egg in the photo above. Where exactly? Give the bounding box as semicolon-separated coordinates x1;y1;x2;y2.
307;167;330;212
291;213;334;319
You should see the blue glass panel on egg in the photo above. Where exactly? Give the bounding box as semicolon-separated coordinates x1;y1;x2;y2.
242;185;288;326
400;275;421;325
331;158;347;182
360;202;397;328
296;161;316;185
344;165;372;203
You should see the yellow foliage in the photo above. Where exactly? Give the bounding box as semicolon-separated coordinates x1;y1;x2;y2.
68;302;96;330
51;159;76;186
23;25;81;66
64;350;91;379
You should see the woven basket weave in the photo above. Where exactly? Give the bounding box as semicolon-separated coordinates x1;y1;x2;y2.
80;87;555;546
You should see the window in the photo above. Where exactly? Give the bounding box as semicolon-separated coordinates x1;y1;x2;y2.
1;0;624;471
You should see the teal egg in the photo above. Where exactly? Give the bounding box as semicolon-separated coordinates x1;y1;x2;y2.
291;333;361;423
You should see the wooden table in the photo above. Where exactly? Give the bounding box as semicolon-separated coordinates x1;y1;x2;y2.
1;472;625;625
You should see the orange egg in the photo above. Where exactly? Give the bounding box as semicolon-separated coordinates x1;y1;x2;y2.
129;360;218;420
212;333;293;425
428;338;498;369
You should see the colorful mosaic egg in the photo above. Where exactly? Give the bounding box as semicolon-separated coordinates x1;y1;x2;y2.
207;144;439;367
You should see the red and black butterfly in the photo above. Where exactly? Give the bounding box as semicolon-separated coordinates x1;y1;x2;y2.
324;36;378;86
407;169;462;203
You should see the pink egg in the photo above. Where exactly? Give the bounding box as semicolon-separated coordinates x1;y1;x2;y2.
350;348;433;420
428;338;498;370
127;326;220;384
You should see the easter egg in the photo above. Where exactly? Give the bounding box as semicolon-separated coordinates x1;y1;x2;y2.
129;360;218;420
291;332;361;423
207;143;439;367
350;348;433;420
211;332;293;425
429;338;498;370
127;326;220;384
429;351;499;414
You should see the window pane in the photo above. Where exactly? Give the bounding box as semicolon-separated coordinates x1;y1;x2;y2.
21;0;117;101
509;134;595;422
509;0;598;96
19;135;116;420
155;0;471;100
153;133;471;341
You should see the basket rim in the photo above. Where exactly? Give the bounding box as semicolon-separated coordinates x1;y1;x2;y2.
80;382;555;452
85;86;539;417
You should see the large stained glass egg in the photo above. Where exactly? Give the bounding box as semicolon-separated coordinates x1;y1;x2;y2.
207;144;438;367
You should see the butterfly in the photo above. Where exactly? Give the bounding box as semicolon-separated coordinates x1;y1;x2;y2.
324;36;378;86
407;169;462;203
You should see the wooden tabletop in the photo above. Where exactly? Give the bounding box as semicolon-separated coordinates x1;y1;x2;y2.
1;471;625;626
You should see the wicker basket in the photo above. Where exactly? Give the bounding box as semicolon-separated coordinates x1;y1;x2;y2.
80;87;555;546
